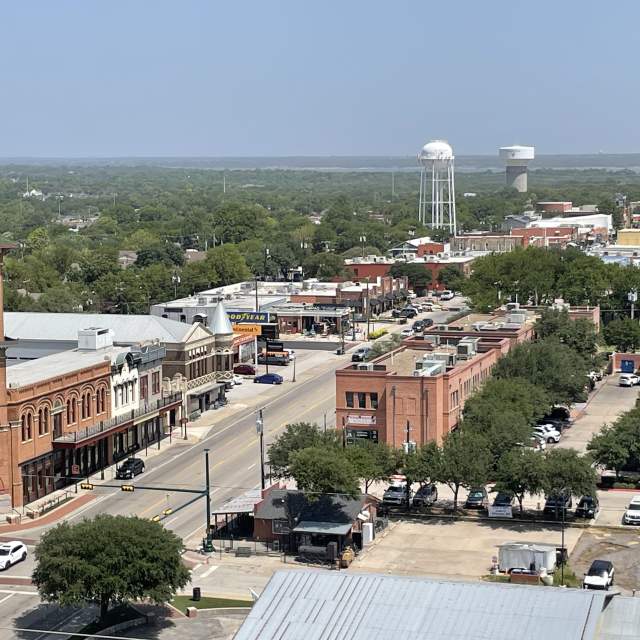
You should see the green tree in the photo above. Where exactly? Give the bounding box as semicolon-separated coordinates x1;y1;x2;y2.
493;338;590;405
25;226;50;253
389;263;433;292
32;515;189;622
403;441;441;485
289;446;360;498
438;431;492;510
494;448;545;514
302;253;346;280
535;308;598;358
603;317;640;352
345;441;396;493
541;448;597;500
437;265;465;291
205;244;251;285
267;422;336;478
587;424;632;479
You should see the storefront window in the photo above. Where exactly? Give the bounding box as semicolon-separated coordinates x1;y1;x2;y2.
370;392;379;409
358;392;367;409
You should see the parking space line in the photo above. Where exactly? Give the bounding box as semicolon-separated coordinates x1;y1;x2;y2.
0;589;36;595
199;565;218;578
0;593;14;604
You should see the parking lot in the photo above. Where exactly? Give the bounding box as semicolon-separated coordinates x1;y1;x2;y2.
354;519;583;581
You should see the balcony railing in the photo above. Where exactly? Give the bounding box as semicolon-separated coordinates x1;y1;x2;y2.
53;393;182;444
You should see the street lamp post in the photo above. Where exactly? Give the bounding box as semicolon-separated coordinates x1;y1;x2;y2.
291;352;297;382
172;273;181;298
256;409;265;490
629;289;637;320
359;235;367;258
204;448;212;545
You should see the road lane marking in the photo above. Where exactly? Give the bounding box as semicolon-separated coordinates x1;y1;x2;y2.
0;593;14;604
199;565;218;578
0;589;37;595
247;463;256;470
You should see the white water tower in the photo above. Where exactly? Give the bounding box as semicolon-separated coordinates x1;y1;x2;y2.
499;145;535;192
418;140;456;235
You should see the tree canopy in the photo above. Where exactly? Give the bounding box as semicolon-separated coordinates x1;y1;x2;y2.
32;515;189;622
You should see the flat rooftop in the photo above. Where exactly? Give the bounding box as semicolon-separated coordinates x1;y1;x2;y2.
443;310;535;332
376;345;475;377
6;345;129;388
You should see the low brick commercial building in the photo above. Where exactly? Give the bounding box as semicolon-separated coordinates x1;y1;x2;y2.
335;309;536;448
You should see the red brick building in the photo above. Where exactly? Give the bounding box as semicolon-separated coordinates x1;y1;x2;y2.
335;310;536;448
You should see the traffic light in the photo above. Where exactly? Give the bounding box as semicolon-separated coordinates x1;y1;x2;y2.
80;483;94;490
121;484;135;492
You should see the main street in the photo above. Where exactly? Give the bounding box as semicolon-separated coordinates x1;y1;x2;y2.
10;303;458;548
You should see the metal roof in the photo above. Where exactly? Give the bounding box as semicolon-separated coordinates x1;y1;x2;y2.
211;489;262;515
596;596;640;640
4;312;196;344
292;521;352;536
235;571;607;640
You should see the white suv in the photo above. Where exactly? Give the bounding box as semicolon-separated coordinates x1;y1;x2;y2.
619;373;639;387
623;496;640;525
534;424;561;443
0;541;27;570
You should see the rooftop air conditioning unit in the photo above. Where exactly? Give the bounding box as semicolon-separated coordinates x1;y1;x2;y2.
506;313;526;325
505;302;520;311
423;334;441;345
472;322;485;332
435;325;449;331
420;362;445;377
197;297;207;305
480;323;499;331
457;342;476;358
357;363;374;371
415;360;424;370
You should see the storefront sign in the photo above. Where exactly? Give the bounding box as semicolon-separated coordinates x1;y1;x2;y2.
488;505;513;519
228;311;270;324
347;414;376;425
346;429;379;443
232;324;262;336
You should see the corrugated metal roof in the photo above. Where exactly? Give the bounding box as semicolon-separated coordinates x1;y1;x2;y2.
292;521;352;536
234;571;607;640
4;312;196;344
596;596;640;639
212;489;262;515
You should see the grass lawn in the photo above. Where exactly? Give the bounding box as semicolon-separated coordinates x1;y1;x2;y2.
171;595;253;613
553;564;582;588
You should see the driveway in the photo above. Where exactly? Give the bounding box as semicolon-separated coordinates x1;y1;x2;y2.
558;375;638;454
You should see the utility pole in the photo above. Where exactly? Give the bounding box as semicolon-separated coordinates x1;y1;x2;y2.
256;410;265;490
365;276;371;339
204;448;212;546
405;420;411;510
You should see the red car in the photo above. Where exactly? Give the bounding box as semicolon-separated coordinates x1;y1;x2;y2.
233;363;256;376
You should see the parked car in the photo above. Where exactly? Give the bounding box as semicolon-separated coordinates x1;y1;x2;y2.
543;494;573;518
439;290;455;301
254;373;283;385
575;495;600;519
0;541;27;570
530;435;546;451
382;484;410;506
423;318;434;328
544;406;571;424
351;346;372;362
623;495;640;525
619;373;639;387
400;307;418;318
583;560;615;590
400;327;414;338
534;424;561;443
233;363;256;376
412;483;438;507
465;487;488;510
412;320;425;332
589;370;603;382
492;491;515;507
115;457;145;480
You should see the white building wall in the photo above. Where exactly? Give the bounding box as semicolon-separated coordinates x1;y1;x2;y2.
111;359;140;418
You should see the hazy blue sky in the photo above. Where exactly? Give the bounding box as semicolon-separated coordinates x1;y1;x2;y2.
1;1;638;157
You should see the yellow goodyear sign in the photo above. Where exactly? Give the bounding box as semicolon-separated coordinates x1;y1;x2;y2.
232;324;262;336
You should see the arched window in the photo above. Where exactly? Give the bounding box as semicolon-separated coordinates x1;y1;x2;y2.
38;408;44;436
21;412;33;441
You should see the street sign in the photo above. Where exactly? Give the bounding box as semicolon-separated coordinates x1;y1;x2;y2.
488;505;513;518
232;323;262;336
228;311;270;324
71;464;80;475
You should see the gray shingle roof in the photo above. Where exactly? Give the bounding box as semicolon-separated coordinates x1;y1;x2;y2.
235;571;607;640
4;312;195;344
